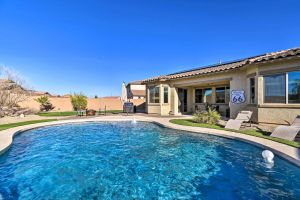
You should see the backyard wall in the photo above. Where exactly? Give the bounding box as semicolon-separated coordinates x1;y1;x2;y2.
19;96;145;112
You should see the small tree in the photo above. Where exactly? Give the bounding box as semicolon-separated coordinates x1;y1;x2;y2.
71;93;87;111
35;95;54;111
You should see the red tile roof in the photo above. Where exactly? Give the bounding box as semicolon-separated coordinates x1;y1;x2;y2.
143;47;300;83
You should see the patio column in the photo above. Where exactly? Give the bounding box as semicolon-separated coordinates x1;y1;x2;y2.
171;86;179;115
159;84;163;106
187;88;193;113
257;74;263;105
229;71;247;118
191;88;196;113
212;87;216;103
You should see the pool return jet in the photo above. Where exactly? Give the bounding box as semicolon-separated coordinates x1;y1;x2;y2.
132;117;137;124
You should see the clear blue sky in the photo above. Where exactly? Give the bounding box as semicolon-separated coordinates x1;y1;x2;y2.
0;0;299;97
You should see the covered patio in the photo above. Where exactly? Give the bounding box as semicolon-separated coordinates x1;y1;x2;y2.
171;78;231;117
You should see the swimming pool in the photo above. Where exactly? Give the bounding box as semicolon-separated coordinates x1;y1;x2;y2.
0;121;299;199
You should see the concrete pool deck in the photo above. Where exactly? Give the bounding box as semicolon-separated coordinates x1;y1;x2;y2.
0;115;299;167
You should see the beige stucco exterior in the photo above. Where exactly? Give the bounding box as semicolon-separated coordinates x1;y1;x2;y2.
145;57;300;125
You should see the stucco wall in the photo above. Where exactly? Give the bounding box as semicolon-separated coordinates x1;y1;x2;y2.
245;105;259;123
161;104;171;115
147;104;161;114
258;107;300;125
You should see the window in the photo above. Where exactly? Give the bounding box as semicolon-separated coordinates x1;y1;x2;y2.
195;87;230;104
288;71;300;103
264;74;286;103
250;77;255;104
264;71;300;104
216;87;225;103
216;86;230;103
203;88;212;104
149;86;160;103
195;89;203;103
163;86;169;103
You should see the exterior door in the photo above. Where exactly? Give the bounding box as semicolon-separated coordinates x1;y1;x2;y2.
178;88;188;113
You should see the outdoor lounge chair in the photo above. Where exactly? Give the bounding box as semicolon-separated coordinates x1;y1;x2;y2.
270;115;300;141
225;111;253;130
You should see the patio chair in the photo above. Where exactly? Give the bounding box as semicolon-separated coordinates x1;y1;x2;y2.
225;111;253;130
77;109;86;117
270;115;300;141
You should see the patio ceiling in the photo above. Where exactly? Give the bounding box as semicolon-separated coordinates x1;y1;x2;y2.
173;78;231;88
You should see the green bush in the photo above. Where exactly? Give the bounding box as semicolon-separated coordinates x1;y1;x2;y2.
71;93;87;111
35;95;54;111
193;107;221;125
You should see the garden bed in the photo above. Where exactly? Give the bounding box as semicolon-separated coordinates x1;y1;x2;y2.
170;119;300;148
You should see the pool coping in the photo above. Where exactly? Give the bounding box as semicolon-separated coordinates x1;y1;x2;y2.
0;115;299;167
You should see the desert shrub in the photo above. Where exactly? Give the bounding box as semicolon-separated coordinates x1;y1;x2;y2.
0;66;29;116
71;93;87;111
193;107;221;125
35;95;54;111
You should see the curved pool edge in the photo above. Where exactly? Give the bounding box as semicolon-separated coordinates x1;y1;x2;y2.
0;116;300;167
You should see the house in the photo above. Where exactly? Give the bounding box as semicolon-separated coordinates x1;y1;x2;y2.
126;81;146;100
142;47;300;124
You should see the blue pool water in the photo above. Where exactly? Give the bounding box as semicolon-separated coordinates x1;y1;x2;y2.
0;122;299;200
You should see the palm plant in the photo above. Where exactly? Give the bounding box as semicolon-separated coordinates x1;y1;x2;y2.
35;95;54;111
193;107;221;125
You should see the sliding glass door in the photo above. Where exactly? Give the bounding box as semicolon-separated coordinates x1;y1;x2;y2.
178;88;188;113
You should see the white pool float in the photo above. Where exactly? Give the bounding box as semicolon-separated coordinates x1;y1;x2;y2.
262;150;274;164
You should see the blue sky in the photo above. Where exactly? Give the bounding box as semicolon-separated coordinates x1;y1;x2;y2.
0;0;299;97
